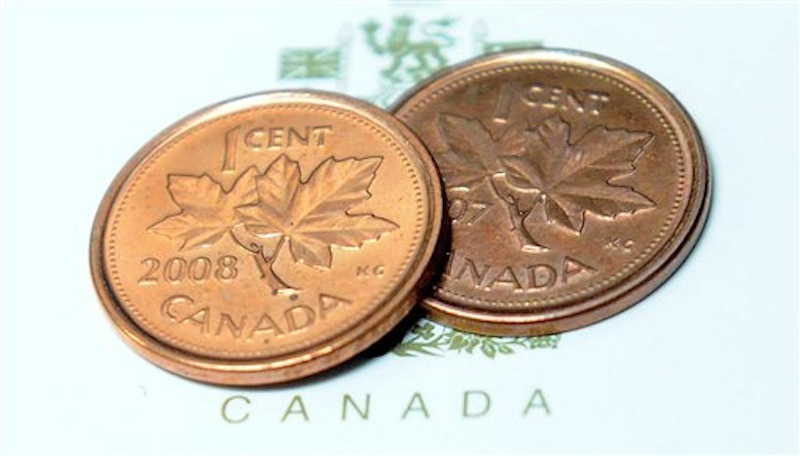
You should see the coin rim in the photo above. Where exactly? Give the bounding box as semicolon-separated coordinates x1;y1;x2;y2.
90;90;444;385
391;48;711;336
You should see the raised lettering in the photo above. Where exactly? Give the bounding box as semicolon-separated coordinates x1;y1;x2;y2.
267;127;284;149
356;265;386;278
215;313;247;338
449;257;595;291
523;83;610;116
161;295;193;322
287;126;309;146
528;264;557;289
285;305;315;332
319;294;352;319
487;266;524;291
138;258;160;285
222;126;240;172
453;258;490;286
492;83;516;123
311;125;333;145
179;307;210;333
244;127;264;152
248;313;285;341
241;125;333;152
562;256;595;283
448;198;492;224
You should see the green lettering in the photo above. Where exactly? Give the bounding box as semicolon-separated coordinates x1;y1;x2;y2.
221;395;250;424
341;394;370;420
522;389;551;416
281;395;310;422
402;392;430;419
463;390;491;418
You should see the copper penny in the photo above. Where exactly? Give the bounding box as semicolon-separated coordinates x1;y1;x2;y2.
90;91;443;385
393;49;710;336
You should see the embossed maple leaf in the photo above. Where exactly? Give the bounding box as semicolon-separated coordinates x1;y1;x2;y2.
236;154;398;270
437;113;654;250
149;154;397;294
498;116;654;232
149;168;258;249
436;114;504;187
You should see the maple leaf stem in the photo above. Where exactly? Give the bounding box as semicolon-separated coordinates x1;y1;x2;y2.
486;175;546;251
230;228;297;295
251;247;297;296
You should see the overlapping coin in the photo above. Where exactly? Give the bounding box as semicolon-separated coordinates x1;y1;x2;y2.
92;48;711;384
90;91;443;385
392;49;710;335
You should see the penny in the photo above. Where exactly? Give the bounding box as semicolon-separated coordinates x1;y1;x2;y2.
91;91;443;385
392;49;710;335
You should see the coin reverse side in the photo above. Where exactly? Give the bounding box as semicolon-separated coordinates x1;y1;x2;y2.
393;49;710;336
91;91;443;385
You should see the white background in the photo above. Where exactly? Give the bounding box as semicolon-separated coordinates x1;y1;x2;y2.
1;1;797;454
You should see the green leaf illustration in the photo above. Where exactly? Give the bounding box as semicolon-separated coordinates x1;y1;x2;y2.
392;319;561;358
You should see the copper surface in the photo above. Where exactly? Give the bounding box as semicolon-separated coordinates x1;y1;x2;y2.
91;91;443;385
393;49;710;335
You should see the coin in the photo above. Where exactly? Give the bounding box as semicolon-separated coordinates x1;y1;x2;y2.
90;91;443;385
392;49;710;336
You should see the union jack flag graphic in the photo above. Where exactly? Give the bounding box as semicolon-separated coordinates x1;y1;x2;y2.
279;48;343;79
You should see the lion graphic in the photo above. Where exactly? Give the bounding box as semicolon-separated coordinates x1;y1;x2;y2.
362;15;456;83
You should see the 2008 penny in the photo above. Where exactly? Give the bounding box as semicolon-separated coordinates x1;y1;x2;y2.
91;91;443;385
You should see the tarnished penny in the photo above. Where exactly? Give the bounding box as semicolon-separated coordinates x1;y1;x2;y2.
393;49;710;335
91;91;443;385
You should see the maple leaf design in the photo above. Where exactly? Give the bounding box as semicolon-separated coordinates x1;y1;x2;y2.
236;154;398;269
149;168;258;249
436;114;503;187
437;113;655;251
498;116;654;232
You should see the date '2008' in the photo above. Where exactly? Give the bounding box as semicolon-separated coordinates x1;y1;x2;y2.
138;255;239;285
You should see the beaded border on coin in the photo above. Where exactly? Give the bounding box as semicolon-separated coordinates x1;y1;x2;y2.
91;91;444;385
392;49;711;336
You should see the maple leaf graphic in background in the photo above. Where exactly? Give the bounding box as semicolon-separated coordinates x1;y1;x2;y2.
437;114;654;250
149;154;397;294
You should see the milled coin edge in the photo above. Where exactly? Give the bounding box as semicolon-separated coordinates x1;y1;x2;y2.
90;90;445;385
391;48;711;335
